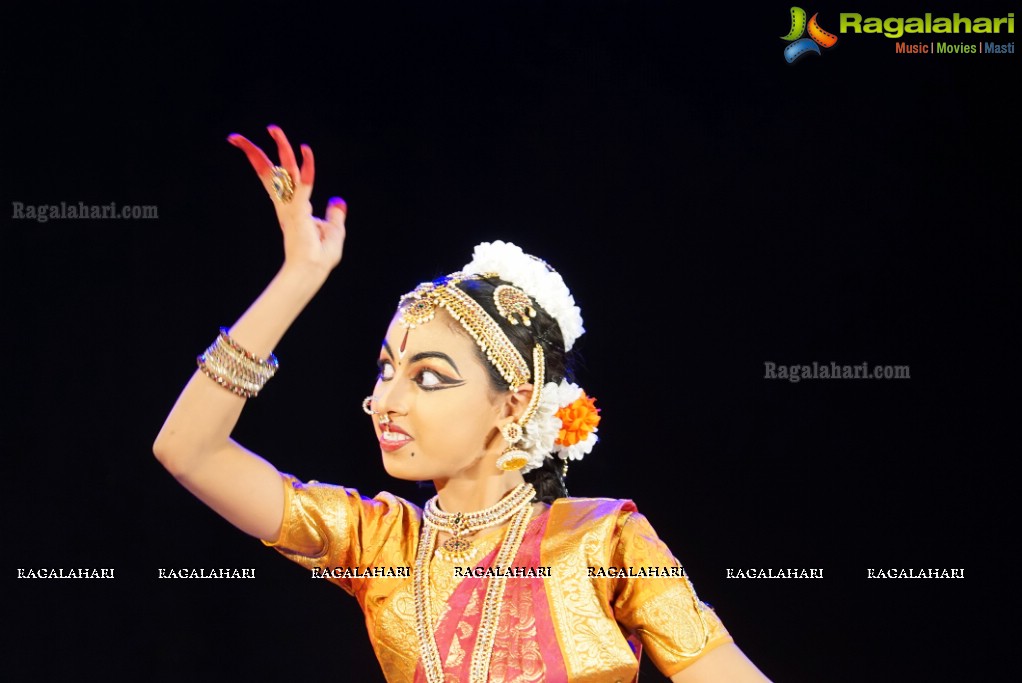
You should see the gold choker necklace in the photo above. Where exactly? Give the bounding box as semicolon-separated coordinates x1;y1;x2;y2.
415;483;536;683
422;483;535;563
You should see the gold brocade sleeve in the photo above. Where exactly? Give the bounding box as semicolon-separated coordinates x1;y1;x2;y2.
261;473;420;596
609;511;733;677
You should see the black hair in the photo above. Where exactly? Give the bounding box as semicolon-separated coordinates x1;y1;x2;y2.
457;276;574;503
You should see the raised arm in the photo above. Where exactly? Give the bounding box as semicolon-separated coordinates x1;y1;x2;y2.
669;643;773;682
153;125;347;542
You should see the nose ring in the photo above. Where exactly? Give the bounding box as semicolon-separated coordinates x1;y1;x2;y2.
363;396;392;426
362;396;376;415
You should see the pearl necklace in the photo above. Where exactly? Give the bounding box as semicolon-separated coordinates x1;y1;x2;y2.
415;483;536;683
422;482;536;563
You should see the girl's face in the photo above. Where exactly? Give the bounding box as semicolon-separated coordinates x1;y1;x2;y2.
370;309;513;482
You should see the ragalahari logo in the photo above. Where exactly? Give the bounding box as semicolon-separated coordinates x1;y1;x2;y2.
781;7;838;62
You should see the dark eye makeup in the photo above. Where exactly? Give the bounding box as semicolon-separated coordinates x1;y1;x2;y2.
376;359;464;391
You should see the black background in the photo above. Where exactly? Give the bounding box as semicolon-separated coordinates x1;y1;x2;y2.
5;2;1016;681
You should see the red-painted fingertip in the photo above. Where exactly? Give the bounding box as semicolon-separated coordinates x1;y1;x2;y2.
267;124;281;133
329;197;348;212
227;134;242;145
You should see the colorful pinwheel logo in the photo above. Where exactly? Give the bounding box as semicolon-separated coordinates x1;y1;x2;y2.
781;7;838;63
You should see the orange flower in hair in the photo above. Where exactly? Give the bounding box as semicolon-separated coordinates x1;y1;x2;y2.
555;394;601;447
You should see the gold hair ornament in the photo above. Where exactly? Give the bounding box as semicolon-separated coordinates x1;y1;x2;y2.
493;284;536;326
397;273;532;391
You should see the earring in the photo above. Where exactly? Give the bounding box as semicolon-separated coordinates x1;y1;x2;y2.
362;396;376;415
500;422;522;443
497;447;529;471
496;421;529;471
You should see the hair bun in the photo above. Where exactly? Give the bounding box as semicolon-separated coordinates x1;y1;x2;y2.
462;241;585;351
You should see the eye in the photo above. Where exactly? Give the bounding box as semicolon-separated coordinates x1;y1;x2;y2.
378;360;395;381
417;369;443;388
415;368;463;391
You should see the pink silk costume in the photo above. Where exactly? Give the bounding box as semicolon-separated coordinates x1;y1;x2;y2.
264;474;732;682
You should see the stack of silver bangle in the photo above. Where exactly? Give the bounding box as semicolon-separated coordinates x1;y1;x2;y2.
196;327;279;398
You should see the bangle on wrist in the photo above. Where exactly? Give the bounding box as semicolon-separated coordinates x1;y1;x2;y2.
196;328;279;398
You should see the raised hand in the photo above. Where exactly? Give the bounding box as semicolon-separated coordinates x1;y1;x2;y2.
228;125;346;275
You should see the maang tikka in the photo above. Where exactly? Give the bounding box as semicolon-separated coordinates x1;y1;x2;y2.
397;273;532;391
396;274;546;473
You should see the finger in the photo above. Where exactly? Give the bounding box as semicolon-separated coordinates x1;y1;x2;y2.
320;199;347;255
299;144;315;186
227;133;274;177
326;196;347;227
267;125;300;179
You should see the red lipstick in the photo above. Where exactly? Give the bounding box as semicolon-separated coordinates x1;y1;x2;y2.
378;423;412;452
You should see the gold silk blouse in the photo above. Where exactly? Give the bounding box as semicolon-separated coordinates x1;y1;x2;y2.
264;474;732;682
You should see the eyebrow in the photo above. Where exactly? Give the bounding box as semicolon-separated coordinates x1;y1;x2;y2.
412;352;462;375
380;343;462;376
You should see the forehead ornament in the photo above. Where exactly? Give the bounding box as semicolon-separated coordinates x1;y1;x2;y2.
397;272;532;391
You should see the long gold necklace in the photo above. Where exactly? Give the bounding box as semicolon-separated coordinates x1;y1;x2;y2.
415;483;535;683
422;482;535;563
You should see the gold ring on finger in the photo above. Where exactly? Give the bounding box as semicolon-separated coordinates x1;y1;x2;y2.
270;166;295;203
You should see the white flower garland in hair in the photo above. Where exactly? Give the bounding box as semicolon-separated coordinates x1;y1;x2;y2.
461;241;598;472
462;240;585;351
518;380;600;473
